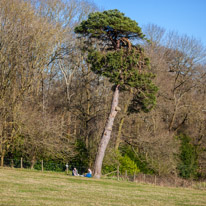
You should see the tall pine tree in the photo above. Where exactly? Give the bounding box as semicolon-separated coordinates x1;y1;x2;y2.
75;9;158;178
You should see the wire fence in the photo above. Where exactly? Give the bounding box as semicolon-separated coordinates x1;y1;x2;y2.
1;157;206;189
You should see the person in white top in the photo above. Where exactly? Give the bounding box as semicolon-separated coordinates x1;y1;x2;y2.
72;168;79;176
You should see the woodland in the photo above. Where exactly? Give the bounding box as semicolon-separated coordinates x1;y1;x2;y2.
0;0;206;180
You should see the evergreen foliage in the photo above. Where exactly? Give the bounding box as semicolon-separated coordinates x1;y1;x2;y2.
177;134;198;179
74;9;145;49
75;9;158;113
87;47;158;113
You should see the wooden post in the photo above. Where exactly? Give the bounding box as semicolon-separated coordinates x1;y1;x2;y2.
144;174;146;182
66;163;68;175
133;172;136;182
175;173;177;187
117;165;119;181
11;159;14;168
154;175;157;185
21;157;23;169
125;170;127;180
41;160;43;172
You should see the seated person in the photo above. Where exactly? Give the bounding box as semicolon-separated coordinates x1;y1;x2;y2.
72;168;79;176
84;168;92;178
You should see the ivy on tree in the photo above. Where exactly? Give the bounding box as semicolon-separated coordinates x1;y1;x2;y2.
75;9;158;178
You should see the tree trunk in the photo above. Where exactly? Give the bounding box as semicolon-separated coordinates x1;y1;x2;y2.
93;85;120;179
0;150;5;167
169;103;178;131
30;155;36;169
85;80;91;149
115;93;132;150
115;117;125;150
114;88;133;150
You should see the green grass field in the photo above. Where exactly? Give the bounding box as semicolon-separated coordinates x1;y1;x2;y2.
0;167;206;206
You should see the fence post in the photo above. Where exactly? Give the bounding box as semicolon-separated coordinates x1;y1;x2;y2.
133;172;136;182
144;174;146;182
66;163;69;175
41;160;43;172
175;173;177;187
125;170;127;180
154;175;157;185
117;165;119;181
21;157;23;169
11;159;14;168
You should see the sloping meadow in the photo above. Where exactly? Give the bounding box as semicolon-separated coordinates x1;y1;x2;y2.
0;168;205;206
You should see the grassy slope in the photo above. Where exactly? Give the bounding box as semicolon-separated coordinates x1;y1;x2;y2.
0;168;205;206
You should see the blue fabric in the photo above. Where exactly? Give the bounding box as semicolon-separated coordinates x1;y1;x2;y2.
85;173;92;178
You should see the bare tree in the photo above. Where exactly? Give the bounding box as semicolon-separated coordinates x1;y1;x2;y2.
0;0;63;165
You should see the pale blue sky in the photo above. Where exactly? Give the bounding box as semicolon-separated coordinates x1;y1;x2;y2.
92;0;206;46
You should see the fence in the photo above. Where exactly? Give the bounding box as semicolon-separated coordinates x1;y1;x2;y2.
1;157;88;174
102;165;206;188
1;157;205;188
104;169;202;188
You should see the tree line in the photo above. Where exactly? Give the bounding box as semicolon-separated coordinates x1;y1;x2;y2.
0;0;206;180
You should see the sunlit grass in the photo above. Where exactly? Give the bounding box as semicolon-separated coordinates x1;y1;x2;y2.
0;167;205;206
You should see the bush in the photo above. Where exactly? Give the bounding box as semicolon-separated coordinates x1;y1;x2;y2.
119;154;140;175
102;150;140;175
119;145;155;174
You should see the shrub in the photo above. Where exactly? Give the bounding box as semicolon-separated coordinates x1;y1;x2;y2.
119;154;140;175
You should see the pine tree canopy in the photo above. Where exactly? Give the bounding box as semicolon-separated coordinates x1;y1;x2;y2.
87;47;158;113
74;9;145;50
74;9;158;113
87;47;150;87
